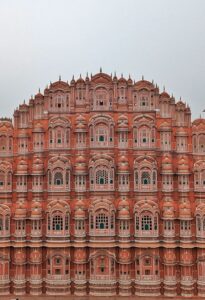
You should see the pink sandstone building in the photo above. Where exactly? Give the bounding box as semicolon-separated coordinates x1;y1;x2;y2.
0;71;205;297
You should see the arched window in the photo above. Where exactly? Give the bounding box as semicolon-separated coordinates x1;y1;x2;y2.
89;206;115;237
47;209;70;237
141;172;151;185
0;171;5;187
54;172;63;185
142;215;152;230
199;135;205;153
96;169;108;185
135;210;158;238
96;213;108;229
52;215;63;230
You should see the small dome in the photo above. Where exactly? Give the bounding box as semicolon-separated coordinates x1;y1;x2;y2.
32;158;44;173
117;115;128;129
161;155;173;173
31;201;42;218
118;156;130;172
76;75;85;85
118;198;129;208
118;207;130;219
177;156;189;173
17;159;28;173
75;156;87;173
160;91;170;98
15;203;27;219
179;202;192;219
75;207;85;219
163;202;175;219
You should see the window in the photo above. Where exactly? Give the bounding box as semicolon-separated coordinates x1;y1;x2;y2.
142;215;152;230
54;172;63;185
141;172;150;185
52;215;63;231
96;213;108;229
96;169;108;185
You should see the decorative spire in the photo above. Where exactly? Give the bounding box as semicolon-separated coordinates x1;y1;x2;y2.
121;73;123;78
142;75;144;80
59;75;61;81
163;86;165;92
38;88;40;93
100;67;102;73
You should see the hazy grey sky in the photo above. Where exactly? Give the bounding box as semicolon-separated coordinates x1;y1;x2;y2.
0;0;204;119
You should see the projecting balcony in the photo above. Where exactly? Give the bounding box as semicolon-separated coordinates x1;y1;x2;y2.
16;185;27;193
13;275;26;284
46;275;71;284
197;276;205;285
89;275;116;285
194;185;205;192
163;229;175;239
0;275;10;284
181;276;194;285
74;274;86;284
32;186;44;193
46;231;70;242
89;229;115;239
164;275;177;284
30;229;42;240
119;274;131;284
29;275;42;284
0;232;10;241
118;185;130;192
48;186;70;193
14;230;26;241
180;229;192;240
135;275;160;285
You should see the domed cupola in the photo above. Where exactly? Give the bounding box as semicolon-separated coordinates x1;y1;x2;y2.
117;156;130;174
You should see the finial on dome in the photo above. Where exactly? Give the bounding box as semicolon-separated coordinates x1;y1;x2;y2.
163;86;165;92
142;75;144;80
72;75;75;80
86;72;88;77
100;67;102;73
59;75;61;81
152;79;154;84
38;88;40;93
23;99;25;104
80;73;82;78
129;74;131;79
121;73;123;78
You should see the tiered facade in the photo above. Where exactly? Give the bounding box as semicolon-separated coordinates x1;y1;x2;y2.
0;71;205;297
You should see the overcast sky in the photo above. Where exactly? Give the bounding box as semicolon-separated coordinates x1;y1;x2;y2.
0;0;204;119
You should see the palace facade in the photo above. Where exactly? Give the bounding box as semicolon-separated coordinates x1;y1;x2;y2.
0;71;205;297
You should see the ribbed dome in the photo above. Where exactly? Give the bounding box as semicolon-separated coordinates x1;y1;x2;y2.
74;207;85;219
31;201;42;219
32;158;44;174
117;115;128;129
74;156;87;173
118;207;130;219
118;198;129;208
177;157;189;173
163;202;175;219
179;202;192;219
15;203;27;219
17;159;28;173
118;156;130;172
161;155;173;173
